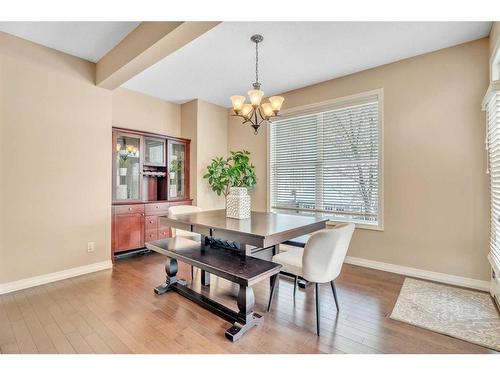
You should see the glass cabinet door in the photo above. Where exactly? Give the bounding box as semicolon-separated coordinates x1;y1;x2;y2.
115;134;141;201
144;137;166;166
168;141;186;200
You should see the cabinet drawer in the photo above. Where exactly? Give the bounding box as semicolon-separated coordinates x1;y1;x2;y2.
158;227;170;239
145;229;158;242
114;204;145;215
145;202;170;215
145;215;158;230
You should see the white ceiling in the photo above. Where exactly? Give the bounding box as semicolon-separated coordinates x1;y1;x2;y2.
122;22;492;107
0;22;139;62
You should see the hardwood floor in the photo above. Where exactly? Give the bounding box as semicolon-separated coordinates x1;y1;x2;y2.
0;252;495;354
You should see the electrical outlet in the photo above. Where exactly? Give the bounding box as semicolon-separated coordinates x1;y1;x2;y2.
87;242;95;253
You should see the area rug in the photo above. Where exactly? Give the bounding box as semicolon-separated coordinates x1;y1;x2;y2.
390;278;500;351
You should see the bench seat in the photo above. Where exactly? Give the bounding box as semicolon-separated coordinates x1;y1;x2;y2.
146;237;282;287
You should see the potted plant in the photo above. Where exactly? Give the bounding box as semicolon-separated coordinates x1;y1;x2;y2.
203;150;257;219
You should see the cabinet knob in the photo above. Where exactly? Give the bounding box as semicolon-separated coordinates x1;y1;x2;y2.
141;213;145;216
155;205;159;208
128;207;132;211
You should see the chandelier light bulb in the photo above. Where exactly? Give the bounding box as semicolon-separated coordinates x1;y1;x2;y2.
269;96;285;112
230;95;245;112
241;104;253;118
261;103;274;118
248;89;264;107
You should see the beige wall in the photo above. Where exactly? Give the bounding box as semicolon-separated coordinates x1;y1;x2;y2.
112;87;181;136
181;100;198;205
228;38;491;281
0;29;491;285
0;32;112;283
182;100;228;209
0;33;183;285
197;100;228;210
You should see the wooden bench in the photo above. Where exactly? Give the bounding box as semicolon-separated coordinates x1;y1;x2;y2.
146;237;282;341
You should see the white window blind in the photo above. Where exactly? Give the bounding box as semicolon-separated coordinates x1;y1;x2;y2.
270;91;382;226
486;90;500;273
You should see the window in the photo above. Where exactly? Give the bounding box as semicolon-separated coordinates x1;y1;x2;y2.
269;90;383;228
485;84;500;275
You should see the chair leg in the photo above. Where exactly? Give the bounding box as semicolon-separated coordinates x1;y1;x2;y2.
330;280;339;311
315;283;320;336
293;275;298;299
267;274;279;312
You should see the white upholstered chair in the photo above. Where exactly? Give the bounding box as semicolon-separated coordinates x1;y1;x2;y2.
168;205;202;278
267;223;355;336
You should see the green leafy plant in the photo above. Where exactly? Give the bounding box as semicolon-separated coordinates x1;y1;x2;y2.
203;150;257;197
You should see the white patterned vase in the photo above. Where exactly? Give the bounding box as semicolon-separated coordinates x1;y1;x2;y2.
226;187;251;219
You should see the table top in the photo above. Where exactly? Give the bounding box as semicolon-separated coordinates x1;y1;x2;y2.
163;210;328;238
146;238;282;286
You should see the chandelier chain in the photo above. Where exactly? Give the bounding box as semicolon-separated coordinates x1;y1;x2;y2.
255;40;259;84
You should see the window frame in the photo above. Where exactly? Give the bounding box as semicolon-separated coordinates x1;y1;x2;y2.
267;88;384;231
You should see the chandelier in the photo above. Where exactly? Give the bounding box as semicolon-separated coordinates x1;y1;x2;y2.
230;34;285;134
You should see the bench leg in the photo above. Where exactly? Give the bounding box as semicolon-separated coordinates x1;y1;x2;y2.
225;285;262;342
267;274;279;312
201;270;211;286
154;257;186;295
269;245;278;288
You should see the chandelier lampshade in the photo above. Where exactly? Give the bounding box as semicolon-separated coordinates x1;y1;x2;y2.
230;34;284;134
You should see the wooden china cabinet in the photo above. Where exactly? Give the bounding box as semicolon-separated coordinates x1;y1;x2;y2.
111;127;192;258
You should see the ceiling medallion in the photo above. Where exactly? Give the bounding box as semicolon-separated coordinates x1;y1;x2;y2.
230;34;285;135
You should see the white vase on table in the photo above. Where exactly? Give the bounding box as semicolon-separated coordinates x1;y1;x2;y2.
226;187;251;219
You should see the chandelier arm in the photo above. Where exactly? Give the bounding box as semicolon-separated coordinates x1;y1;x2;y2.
257;106;267;125
231;113;251;124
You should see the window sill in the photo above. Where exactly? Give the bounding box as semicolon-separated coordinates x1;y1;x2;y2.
326;220;384;232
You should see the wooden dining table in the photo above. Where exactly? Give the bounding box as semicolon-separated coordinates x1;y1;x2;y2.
149;210;328;340
158;210;328;285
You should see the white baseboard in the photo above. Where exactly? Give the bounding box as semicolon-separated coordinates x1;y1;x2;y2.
0;260;113;295
345;256;490;292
